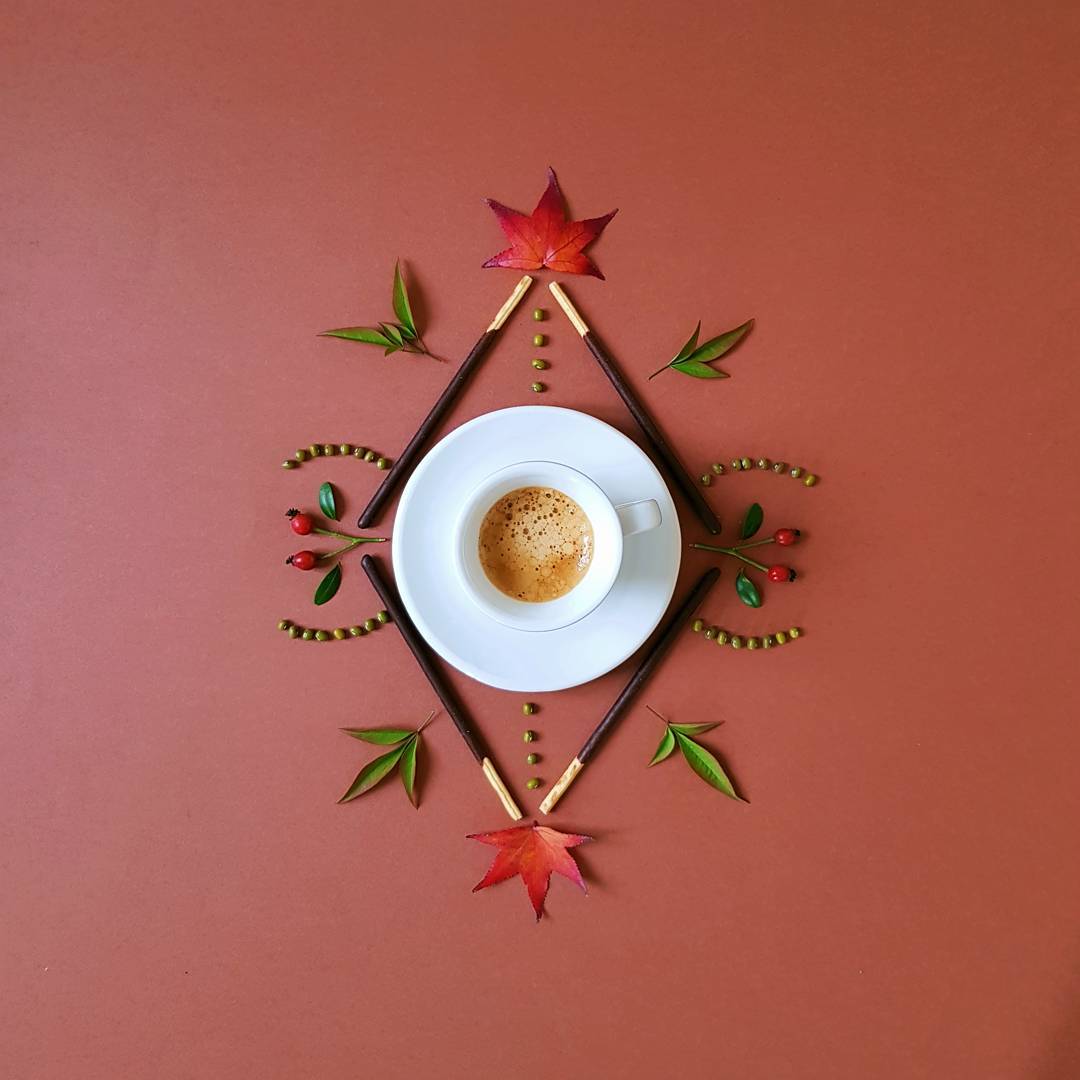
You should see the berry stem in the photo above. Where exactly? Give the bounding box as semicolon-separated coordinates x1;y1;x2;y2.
313;526;386;543
730;537;775;551
315;536;387;561
690;542;770;574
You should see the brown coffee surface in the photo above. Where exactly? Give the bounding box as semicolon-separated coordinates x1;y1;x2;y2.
477;486;594;602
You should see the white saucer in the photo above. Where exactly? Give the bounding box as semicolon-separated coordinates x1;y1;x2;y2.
392;406;681;692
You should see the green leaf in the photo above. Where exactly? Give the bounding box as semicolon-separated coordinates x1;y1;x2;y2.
648;727;677;766
671;322;701;364
686;319;754;364
380;322;405;347
669;721;722;736
673;731;743;801
383;344;402;356
319;326;394;346
338;744;406;803
392;262;417;336
318;481;338;521
740;502;764;540
399;733;419;806
671;359;730;379
340;728;414;745
313;562;341;606
397;322;417;341
735;569;761;608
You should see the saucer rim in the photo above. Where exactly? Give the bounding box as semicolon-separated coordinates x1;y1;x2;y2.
392;405;682;692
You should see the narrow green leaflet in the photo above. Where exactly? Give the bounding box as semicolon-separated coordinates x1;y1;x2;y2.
648;322;703;379
340;728;414;745
318;481;338;521
399;733;419;806
319;326;394;346
685;319;754;364
392;262;417;337
740;502;764;540
669;721;722;736
648;727;677;766
672;359;730;380
672;322;701;364
338;744;406;803
313;563;341;606
673;731;743;801
735;569;761;608
380;322;405;347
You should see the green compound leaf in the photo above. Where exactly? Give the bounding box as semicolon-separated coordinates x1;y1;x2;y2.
338;744;406;803
648;727;677;766
340;728;414;745
319;326;394;346
392;261;417;336
685;319;754;365
318;481;339;521
674;731;743;801
735;569;761;608
740;502;764;540
313;562;341;606
399;733;419;806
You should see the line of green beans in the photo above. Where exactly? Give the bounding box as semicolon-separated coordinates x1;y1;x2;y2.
277;610;390;640
281;444;391;470
691;619;803;651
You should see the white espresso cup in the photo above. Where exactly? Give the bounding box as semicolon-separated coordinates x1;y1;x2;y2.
453;460;662;632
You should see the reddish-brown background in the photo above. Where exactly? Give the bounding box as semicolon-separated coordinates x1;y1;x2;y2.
4;2;1079;1077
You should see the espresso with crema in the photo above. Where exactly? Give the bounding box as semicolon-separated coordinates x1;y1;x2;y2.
478;486;594;602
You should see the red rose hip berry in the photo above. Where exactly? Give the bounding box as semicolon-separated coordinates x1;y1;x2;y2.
767;565;797;582
286;509;313;535
773;528;800;546
287;550;317;570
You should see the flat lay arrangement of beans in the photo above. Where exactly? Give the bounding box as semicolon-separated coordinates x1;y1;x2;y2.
698;455;819;487
281;443;391;470
516;703;542;785
277;610;391;641
528;309;550;392
691;618;803;650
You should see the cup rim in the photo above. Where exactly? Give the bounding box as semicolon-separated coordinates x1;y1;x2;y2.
453;461;623;633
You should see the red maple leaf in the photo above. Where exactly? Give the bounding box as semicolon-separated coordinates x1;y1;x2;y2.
482;168;617;279
468;821;593;920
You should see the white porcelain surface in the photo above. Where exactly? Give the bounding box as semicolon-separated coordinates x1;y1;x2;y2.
392;406;682;692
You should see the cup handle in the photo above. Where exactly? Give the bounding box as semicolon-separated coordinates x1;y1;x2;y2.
615;498;662;537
